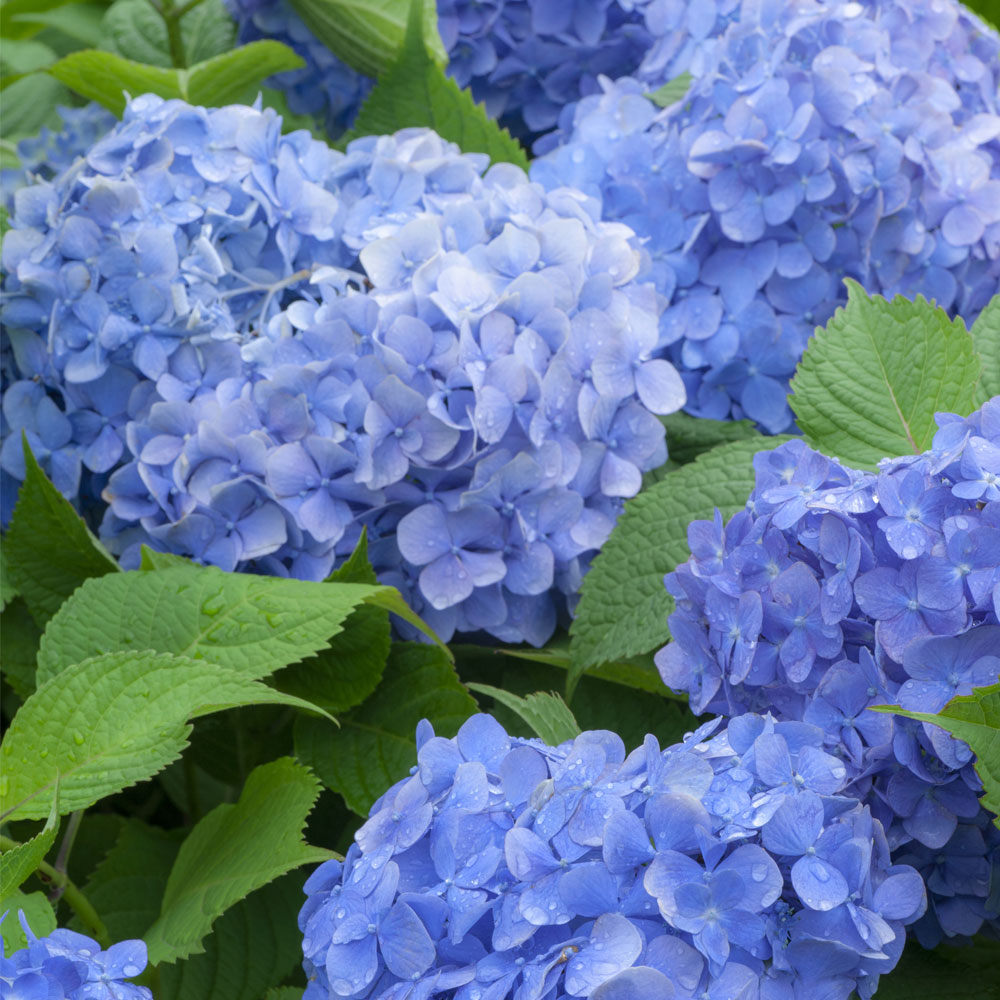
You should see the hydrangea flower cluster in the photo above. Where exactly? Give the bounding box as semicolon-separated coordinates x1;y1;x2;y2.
658;399;1000;946
0;917;151;999
224;0;660;140
532;0;1000;431
0;103;115;209
299;712;926;1000
1;95;683;645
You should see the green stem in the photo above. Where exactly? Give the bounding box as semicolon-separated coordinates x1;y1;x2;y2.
49;809;84;903
0;834;110;948
173;0;208;19
154;0;188;68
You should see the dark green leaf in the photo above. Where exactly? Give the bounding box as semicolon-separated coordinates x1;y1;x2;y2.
467;683;581;744
10;3;106;47
296;642;477;815
870;938;1000;999
660;411;763;465
160;875;306;1000
182;0;237;65
144;758;333;964
0;599;40;699
0;547;17;612
75;819;183;941
0;73;67;138
343;0;527;168
101;0;174;67
4;439;119;627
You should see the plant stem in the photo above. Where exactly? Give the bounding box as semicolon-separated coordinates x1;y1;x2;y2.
49;809;84;903
173;0;208;19
155;0;188;68
0;834;110;948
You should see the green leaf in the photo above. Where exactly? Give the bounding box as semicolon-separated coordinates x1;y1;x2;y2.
296;642;477;815
46;49;181;115
74;819;183;941
144;758;333;964
0;546;17;612
660;411;763;465
4;439;119;627
46;42;303;116
7;4;106;47
181;0;237;65
0;781;58;897
647;72;692;108
36;565;389;686
1;0;90;38
870;938;1000;999
0;890;56;953
971;293;999;405
277;532;391;713
182;41;304;106
870;682;1000;826
160;875;306;1000
0;38;57;77
569;436;793;692
0;650;330;822
264;991;304;1000
139;545;196;570
0;72;67;139
343;0;527;169
101;0;174;67
1;599;42;699
467;683;581;745
288;0;445;78
790;280;981;468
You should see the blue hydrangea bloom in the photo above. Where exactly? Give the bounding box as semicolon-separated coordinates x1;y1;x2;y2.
224;0;664;141
532;0;1000;431
0;103;115;210
299;713;925;1000
0;915;151;999
657;399;1000;946
0;99;682;646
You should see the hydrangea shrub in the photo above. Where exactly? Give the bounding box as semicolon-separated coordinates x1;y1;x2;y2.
533;0;1000;431
0;98;684;644
658;399;1000;945
299;712;927;1000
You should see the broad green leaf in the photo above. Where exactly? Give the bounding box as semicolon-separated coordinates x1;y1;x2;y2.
139;546;196;570
1;599;42;699
288;0;445;78
0;650;329;821
0;890;56;953
790;280;981;468
569;436;793;690
647;72;692;108
101;0;175;67
278;532;391;713
181;0;237;65
4;440;119;627
183;41;304;107
0;73;67;140
660;411;763;466
10;3;106;47
468;683;580;745
265;991;304;1000
0;782;58;897
343;0;527;169
145;758;333;964
74;819;182;941
0;38;57;77
46;42;303;117
0;547;17;611
46;49;180;115
36;565;388;686
1;0;89;38
871;682;1000;826
971;294;999;404
871;938;1000;999
160;875;306;1000
296;642;477;815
